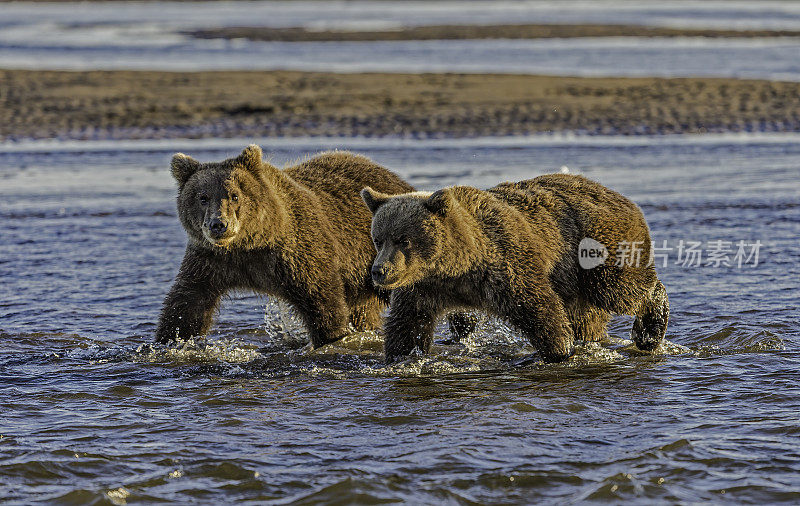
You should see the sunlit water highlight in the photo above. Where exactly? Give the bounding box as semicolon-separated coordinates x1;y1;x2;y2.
1;136;799;503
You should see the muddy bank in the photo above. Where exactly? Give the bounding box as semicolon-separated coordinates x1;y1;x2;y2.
3;69;800;141
189;23;800;42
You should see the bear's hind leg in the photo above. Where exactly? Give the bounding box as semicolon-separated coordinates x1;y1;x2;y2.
304;302;351;348
568;303;611;344
505;287;575;363
288;279;352;348
349;296;384;332
632;278;669;351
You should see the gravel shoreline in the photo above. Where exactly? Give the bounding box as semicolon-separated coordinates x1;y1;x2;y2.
3;69;800;141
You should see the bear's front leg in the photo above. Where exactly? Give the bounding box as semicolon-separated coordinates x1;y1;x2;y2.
446;311;482;341
504;285;575;363
632;278;669;351
155;250;226;344
383;290;440;363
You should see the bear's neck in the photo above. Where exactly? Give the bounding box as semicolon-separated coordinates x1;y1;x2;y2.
242;168;307;249
433;207;488;277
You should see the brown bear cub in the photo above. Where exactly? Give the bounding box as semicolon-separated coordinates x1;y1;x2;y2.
155;145;419;347
361;174;669;363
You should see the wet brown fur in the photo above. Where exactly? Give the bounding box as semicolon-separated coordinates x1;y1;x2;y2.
155;145;416;347
362;174;669;363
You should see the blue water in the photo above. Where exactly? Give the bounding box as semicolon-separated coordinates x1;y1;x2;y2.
2;1;800;80
2;2;800;501
1;136;798;503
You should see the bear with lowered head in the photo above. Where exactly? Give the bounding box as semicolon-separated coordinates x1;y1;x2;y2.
361;174;669;363
155;144;418;347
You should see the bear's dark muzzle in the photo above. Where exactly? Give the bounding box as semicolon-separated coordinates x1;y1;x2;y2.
371;265;388;285
207;218;227;238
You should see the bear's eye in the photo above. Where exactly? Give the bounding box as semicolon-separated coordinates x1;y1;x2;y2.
396;236;410;247
199;194;209;206
231;193;239;202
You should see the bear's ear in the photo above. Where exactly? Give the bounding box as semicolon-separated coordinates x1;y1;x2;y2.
237;144;263;172
171;153;201;186
361;187;391;214
424;189;452;216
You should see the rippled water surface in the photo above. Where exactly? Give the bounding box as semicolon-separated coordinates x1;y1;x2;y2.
2;136;799;503
4;0;800;79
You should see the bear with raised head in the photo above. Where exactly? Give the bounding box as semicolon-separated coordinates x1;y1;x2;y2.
155;145;419;347
361;174;669;363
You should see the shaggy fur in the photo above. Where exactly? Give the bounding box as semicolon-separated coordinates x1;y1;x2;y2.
155;145;418;347
362;174;669;363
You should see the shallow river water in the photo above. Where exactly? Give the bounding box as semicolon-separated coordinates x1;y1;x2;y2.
4;0;800;80
1;135;799;503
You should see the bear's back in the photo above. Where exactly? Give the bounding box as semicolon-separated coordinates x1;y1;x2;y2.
285;151;413;201
490;174;644;227
488;180;556;217
486;173;650;254
529;174;636;216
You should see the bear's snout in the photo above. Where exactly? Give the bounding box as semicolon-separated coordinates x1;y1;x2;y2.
371;264;388;285
207;218;227;237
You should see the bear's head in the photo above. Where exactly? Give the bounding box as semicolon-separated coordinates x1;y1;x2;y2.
361;187;454;289
171;144;280;250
